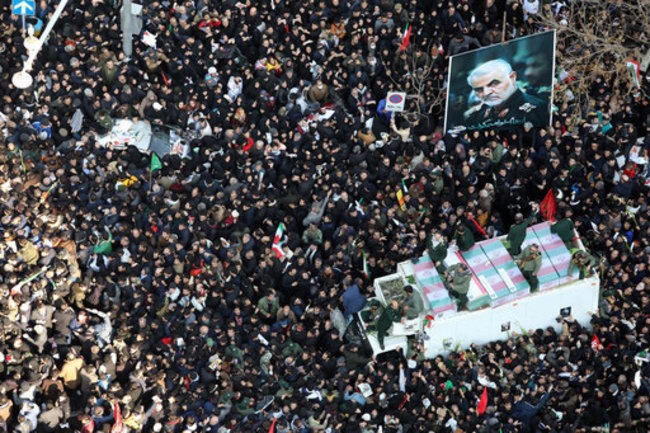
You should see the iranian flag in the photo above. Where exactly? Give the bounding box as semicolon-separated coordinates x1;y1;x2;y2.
400;23;411;51
626;60;641;90
591;334;603;352
477;386;488;416
111;401;123;433
272;223;286;258
362;250;369;279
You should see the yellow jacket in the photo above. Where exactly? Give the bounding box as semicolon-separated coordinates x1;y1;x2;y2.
18;241;39;265
59;357;84;389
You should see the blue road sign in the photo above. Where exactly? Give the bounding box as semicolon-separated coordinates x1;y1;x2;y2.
12;0;35;16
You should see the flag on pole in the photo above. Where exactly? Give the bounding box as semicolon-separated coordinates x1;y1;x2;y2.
161;71;170;87
626;60;641;90
19;150;26;173
40;181;58;204
468;214;486;238
355;198;365;216
111;401;124;433
591;334;603;352
150;153;162;171
396;189;406;211
271;223;286;258
477;387;488;415
362;250;369;279
268;418;278;433
540;189;556;222
400;23;411;51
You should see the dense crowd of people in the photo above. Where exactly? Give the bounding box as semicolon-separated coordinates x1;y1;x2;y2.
0;0;649;432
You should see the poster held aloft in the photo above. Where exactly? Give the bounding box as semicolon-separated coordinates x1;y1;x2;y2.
386;92;407;112
444;30;556;133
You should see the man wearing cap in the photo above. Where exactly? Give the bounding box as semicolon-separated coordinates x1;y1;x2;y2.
517;243;542;292
568;250;598;279
361;299;401;350
444;263;471;309
507;203;538;257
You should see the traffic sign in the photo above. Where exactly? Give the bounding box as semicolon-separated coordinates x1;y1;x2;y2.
13;0;35;15
386;92;406;112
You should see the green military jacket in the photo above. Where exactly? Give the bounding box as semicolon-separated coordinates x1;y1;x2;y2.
404;292;424;319
446;264;472;294
427;235;448;264
507;213;535;255
454;225;475;252
550;219;575;244
257;296;280;318
519;245;542;274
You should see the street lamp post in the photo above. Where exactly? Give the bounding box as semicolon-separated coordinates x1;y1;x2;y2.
12;0;70;89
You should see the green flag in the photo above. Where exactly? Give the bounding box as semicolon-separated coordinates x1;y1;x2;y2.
150;153;162;171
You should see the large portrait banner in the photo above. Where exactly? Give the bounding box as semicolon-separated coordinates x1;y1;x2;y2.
444;30;556;133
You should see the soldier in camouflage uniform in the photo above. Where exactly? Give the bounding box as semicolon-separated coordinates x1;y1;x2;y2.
517;243;542;292
444;263;472;310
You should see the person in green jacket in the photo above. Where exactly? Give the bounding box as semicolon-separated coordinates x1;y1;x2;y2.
94;109;114;133
454;224;475;252
550;218;576;250
517;243;542;292
256;290;280;322
361;299;401;350
93;228;113;255
507;204;538;257
281;340;303;358
427;229;448;273
235;395;255;415
402;285;424;319
568;250;598;279
444;263;472;309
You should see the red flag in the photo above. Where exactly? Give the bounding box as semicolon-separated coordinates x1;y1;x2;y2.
477;387;488;415
111;401;123;433
591;334;603;351
269;418;278;433
468;214;486;238
244;136;254;152
400;24;411;51
540;189;556;222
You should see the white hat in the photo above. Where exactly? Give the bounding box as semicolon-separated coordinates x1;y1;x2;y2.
153;423;162;432
208;66;217;75
152;102;162;111
361;413;371;421
231;210;239;218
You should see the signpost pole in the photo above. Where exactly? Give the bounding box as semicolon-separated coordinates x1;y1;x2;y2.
121;0;133;57
22;14;25;37
23;0;70;72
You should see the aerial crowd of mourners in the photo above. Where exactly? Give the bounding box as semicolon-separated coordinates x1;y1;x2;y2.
0;0;649;432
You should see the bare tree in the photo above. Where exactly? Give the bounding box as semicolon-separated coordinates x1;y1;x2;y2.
535;0;649;115
381;33;446;129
